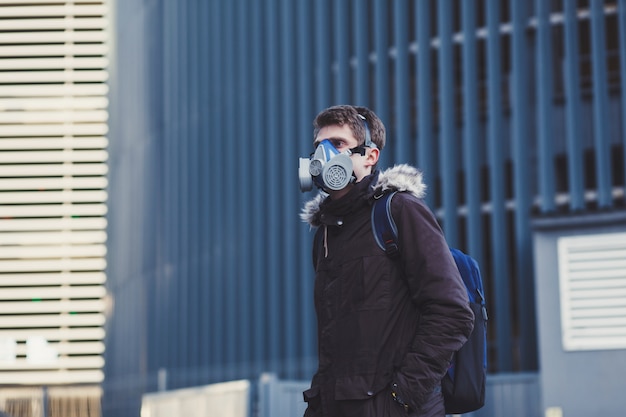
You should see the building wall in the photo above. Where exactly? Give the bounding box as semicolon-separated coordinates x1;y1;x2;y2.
533;213;626;417
105;1;626;416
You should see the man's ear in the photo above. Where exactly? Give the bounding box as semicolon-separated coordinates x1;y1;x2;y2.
365;148;380;167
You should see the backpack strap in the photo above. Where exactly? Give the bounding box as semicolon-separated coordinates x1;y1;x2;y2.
371;191;400;257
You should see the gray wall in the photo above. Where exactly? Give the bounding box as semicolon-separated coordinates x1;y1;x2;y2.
533;213;626;417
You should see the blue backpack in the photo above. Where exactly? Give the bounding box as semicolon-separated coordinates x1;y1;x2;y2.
372;191;487;414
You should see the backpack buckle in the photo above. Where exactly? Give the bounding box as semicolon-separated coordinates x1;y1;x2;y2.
384;240;399;257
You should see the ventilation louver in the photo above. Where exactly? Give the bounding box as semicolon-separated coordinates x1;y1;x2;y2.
0;1;109;384
557;232;626;351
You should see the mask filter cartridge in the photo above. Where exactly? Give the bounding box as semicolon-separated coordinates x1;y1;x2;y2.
298;139;354;192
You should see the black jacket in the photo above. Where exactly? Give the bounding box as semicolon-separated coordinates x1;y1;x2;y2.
301;165;475;417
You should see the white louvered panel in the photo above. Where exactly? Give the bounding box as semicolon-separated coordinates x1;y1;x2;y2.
0;4;107;17
0;58;109;71
0;218;107;232
0;44;108;57
14;342;105;356
2;124;108;136
557;232;626;351
0;244;107;259
0;231;106;245
0;18;106;31
0;150;108;163
0;204;107;217
0;97;109;110
4;0;89;3
0;329;105;341
0;177;108;190
0;31;107;44
0;137;108;150
0;272;106;286
0;110;108;123
0;164;108;177
0;1;108;386
1;177;107;191
0;258;107;273
1;358;105;371
0;300;106;315
0;370;103;385
1;286;106;300
0;84;108;96
0;70;108;84
0;314;106;328
0;190;107;204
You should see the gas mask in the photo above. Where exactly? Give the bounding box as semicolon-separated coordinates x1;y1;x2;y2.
299;139;354;192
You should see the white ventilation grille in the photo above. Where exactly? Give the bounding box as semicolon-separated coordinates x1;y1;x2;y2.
557;232;626;351
0;1;108;384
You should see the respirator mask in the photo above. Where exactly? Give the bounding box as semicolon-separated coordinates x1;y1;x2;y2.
298;139;354;192
299;115;376;192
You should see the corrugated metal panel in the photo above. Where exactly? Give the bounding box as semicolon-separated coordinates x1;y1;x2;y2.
0;0;109;385
104;0;626;415
557;232;626;351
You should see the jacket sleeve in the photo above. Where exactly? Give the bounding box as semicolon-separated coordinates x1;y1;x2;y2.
390;194;475;411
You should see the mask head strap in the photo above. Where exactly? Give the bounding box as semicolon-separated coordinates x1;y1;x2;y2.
351;114;376;155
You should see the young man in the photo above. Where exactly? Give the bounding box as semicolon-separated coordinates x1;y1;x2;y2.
299;105;474;417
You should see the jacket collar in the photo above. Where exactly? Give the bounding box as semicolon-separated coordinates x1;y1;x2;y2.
300;164;427;227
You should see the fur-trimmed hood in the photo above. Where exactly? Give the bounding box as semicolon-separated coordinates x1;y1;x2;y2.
300;164;427;227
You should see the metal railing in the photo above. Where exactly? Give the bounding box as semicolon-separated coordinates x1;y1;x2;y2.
0;386;101;417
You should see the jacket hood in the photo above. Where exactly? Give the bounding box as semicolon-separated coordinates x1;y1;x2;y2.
300;164;427;227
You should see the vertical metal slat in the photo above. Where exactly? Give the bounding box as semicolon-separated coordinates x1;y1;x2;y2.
236;0;253;380
197;0;211;382
461;0;484;263
314;0;331;110
589;0;612;208
178;0;190;381
393;0;410;164
281;0;298;379
296;0;316;378
209;0;225;382
437;0;458;245
250;0;267;377
333;0;350;103
353;0;369;106
535;0;556;213
374;0;391;169
620;0;626;196
511;0;537;372
187;0;200;383
416;0;435;208
486;0;513;371
563;0;585;211
265;0;281;372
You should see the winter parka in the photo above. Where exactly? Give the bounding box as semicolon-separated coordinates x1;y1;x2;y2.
300;165;475;417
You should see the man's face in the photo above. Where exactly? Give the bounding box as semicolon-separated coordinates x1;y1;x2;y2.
314;124;379;193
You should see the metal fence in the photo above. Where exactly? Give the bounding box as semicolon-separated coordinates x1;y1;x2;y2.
0;386;101;417
139;373;540;417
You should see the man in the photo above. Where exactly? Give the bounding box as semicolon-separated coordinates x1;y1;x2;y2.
299;105;474;417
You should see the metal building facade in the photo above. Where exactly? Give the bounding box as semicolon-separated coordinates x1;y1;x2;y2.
105;0;626;416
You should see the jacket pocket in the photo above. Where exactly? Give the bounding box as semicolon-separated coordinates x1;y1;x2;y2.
304;385;320;402
335;381;408;417
334;374;387;400
303;385;321;416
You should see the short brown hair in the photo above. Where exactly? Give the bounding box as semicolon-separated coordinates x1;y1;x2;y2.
313;105;386;150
